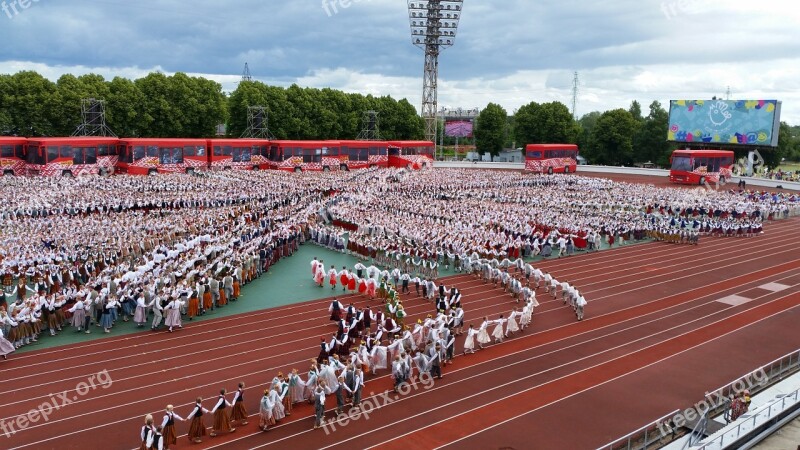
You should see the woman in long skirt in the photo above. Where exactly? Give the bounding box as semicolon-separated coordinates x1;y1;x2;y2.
133;296;149;327
139;414;154;450
164;298;184;333
0;312;16;360
100;299;115;333
269;384;285;422
229;382;248;426
202;286;213;311
259;389;274;431
492;315;506;343
187;291;200;321
210;389;234;437
186;397;209;443
463;324;478;354
507;308;520;335
476;317;491;349
161;405;184;449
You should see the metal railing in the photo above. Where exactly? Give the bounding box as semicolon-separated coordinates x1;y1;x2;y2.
596;349;800;450
594;409;680;450
694;388;800;449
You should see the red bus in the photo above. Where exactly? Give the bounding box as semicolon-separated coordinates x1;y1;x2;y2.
116;138;208;175
271;140;342;172
207;139;269;171
26;137;119;177
388;140;434;169
338;140;389;170
524;144;579;174
0;137;27;176
669;149;734;185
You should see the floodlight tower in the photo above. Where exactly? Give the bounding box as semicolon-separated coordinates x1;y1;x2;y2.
408;0;464;145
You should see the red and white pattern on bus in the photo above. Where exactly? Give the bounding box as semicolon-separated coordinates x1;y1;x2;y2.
129;157;208;173
524;157;577;173
0;158;26;175
393;154;433;170
690;166;733;184
28;156;119;177
209;155;267;170
344;155;389;170
278;156;344;171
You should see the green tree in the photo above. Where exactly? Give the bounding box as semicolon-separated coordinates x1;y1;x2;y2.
475;103;507;160
6;71;57;135
628;100;643;122
633;100;672;166
768;121;794;168
588;108;639;165
514;101;578;145
106;77;145;137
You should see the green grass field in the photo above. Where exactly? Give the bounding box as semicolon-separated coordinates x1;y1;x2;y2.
778;162;800;172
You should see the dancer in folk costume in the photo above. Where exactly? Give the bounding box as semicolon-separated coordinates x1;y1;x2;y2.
506;307;521;336
160;405;185;450
268;382;286;422
210;389;235;437
519;301;532;330
311;257;319;279
357;276;368;297
314;265;325;288
229;382;249;426
0;311;17;360
328;298;344;323
366;277;377;300
328;267;338;290
259;389;275;431
139;414;155;450
164;296;184;333
476;317;492;349
463;324;479;354
339;267;350;292
186;397;210;444
347;271;358;293
146;426;164;450
289;368;307;404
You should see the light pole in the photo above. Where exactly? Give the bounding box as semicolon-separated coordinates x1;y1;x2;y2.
408;1;464;146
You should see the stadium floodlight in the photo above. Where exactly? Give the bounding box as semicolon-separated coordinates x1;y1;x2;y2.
408;0;464;146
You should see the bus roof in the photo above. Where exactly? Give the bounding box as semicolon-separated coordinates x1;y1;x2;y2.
388;141;434;147
118;138;207;144
672;149;734;156
0;137;27;143
525;144;578;150
207;138;270;145
28;137;119;145
271;140;339;147
338;140;388;146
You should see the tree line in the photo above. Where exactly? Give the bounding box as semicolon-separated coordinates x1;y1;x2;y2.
474;100;799;168
0;71;424;140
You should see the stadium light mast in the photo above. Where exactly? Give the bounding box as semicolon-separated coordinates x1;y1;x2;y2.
408;0;464;149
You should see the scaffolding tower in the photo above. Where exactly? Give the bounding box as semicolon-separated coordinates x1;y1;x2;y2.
240;106;274;139
357;110;381;140
72;98;116;137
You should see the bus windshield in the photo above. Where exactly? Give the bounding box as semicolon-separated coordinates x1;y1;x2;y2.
671;156;691;171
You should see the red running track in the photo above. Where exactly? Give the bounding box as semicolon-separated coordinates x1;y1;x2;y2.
1;217;799;450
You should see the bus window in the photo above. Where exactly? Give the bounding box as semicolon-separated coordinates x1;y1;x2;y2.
147;146;159;158
184;145;196;157
197;146;206;157
133;146;145;161
85;147;97;164
223;146;233;156
241;146;252;161
213;146;222;157
47;146;58;163
0;146;12;157
172;148;184;164
693;158;707;170
15;145;25;158
159;147;171;164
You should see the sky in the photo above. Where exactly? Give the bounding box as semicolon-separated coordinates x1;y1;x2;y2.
1;0;798;124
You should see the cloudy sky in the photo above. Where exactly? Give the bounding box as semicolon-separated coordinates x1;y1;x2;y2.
1;0;798;123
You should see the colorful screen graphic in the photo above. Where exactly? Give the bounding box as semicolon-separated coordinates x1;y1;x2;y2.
445;120;473;138
668;100;781;147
